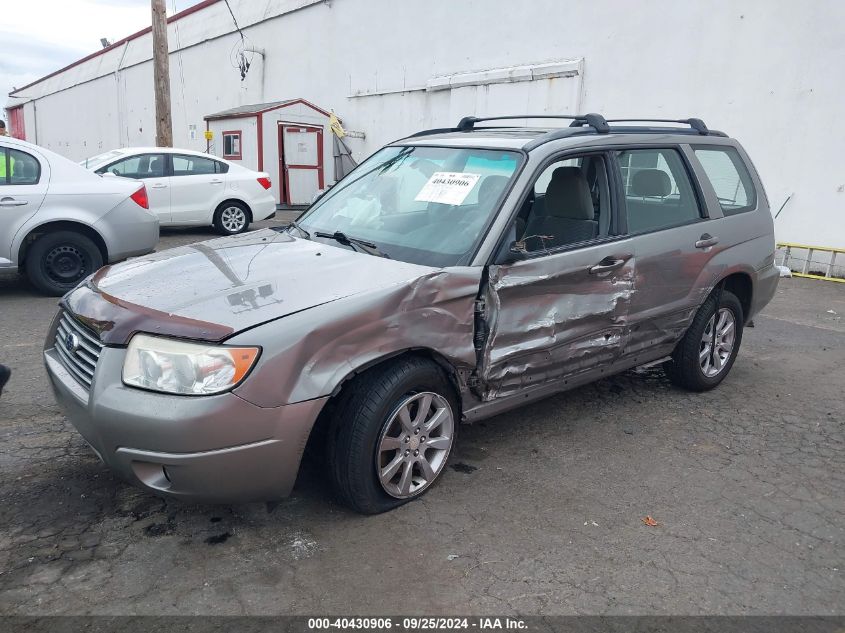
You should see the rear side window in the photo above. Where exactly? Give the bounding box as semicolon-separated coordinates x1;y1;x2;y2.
693;146;757;215
617;148;702;234
1;148;41;185
172;154;227;176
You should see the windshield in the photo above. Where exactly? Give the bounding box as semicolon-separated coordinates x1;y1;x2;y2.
297;145;521;267
79;150;124;170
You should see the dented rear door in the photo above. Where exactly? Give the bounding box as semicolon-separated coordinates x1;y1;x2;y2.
479;239;636;400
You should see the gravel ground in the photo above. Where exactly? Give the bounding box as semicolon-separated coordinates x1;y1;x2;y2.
0;220;843;615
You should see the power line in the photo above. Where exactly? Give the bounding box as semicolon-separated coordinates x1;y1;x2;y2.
223;0;245;41
172;0;188;136
222;0;251;80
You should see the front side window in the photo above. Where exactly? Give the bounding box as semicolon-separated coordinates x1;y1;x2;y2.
98;154;166;179
172;154;219;176
515;154;610;252
0;148;40;185
297;145;522;267
618;148;702;233
222;131;242;159
693;146;757;215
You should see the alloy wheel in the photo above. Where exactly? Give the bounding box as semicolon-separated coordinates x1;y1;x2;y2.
376;392;455;499
699;307;736;377
220;206;246;233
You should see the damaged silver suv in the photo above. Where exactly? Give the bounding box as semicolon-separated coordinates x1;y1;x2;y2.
44;114;778;514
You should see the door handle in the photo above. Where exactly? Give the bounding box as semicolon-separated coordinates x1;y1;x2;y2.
589;257;627;275
210;179;223;185
0;197;27;207
695;233;719;249
151;183;167;189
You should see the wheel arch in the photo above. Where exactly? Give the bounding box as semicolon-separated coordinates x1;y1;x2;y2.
215;198;253;220
305;348;468;455
716;271;753;323
17;220;108;270
330;348;465;404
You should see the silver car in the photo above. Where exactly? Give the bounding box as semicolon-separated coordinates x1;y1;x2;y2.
0;136;159;295
44;114;778;514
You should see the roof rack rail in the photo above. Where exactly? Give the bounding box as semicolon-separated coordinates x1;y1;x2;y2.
406;127;460;138
604;117;710;135
457;114;610;134
404;114;716;144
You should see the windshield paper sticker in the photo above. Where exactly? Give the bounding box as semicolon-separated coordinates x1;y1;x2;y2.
415;172;481;205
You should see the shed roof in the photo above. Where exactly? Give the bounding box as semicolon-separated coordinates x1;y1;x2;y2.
205;98;331;120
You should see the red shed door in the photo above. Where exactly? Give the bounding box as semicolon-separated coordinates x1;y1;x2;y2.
8;106;25;140
279;124;323;206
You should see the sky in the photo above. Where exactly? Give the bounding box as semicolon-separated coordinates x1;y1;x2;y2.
1;0;204;110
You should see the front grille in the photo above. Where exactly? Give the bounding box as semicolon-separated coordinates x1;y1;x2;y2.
54;311;104;389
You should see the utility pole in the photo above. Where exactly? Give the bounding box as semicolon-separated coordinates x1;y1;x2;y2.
151;0;172;147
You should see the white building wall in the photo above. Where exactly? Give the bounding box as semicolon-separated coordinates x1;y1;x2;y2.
7;0;845;247
207;116;259;171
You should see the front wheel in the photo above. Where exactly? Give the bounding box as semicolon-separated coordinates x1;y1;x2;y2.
25;231;104;296
327;357;458;514
664;289;744;391
213;202;251;235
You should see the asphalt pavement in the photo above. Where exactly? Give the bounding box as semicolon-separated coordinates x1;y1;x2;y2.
0;220;843;615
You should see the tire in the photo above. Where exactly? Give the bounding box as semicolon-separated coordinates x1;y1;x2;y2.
664;289;744;391
213;201;251;235
327;356;459;514
25;231;104;297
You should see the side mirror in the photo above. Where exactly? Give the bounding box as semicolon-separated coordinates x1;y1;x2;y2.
101;171;117;178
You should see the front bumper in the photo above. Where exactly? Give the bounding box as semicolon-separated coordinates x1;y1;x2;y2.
44;343;327;503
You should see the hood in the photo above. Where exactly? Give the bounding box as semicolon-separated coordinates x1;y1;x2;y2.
64;229;434;344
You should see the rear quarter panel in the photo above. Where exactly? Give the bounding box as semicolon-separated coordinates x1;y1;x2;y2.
226;166;276;219
10;147;150;265
12;187;131;264
687;140;777;320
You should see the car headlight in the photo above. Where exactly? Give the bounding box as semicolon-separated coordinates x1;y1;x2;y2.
122;334;260;395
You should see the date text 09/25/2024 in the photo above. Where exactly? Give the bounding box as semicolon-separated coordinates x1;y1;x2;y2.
307;617;528;630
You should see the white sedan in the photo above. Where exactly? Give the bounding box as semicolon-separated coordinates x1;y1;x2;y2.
81;148;276;234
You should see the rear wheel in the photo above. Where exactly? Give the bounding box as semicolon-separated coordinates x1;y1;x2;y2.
213;201;250;235
25;231;103;296
664;289;744;391
327;357;458;514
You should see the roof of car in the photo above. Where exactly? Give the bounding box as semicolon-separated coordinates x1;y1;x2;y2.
111;147;220;157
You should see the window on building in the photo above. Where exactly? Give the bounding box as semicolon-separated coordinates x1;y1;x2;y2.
172;154;226;176
222;131;242;160
98;154;166;179
693;146;757;215
617;148;702;234
0;148;41;185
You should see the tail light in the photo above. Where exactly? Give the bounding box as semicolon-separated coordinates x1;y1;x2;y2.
130;185;149;209
257;177;272;190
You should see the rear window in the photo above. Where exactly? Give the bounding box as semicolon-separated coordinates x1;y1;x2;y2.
693;146;757;215
80;150;124;170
